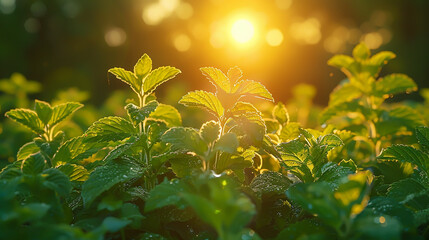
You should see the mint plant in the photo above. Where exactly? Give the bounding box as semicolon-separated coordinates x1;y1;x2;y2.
322;43;423;161
1;44;429;240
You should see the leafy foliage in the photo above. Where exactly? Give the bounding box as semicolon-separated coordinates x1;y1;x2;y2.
1;46;429;240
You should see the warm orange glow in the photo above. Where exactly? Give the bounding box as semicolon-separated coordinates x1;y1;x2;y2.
266;28;284;46
231;19;255;43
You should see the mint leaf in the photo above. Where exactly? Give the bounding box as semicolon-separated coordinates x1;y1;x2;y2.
272;102;289;125
162;127;208;156
227;66;243;84
49;102;83;126
134;53;152;80
5;109;44;134
378;144;428;173
42;168;72;196
35;100;53;125
52;136;107;166
57;163;89;182
375;74;417;98
143;66;181;95
17;141;40;161
369;51;396;66
85;116;137;142
125;100;158;126
199;120;221;143
353;42;371;61
82;157;144;206
233;80;274;101
21;153;45;175
109;67;140;94
200;67;231;93
149;103;182;127
144;179;187;212
179;90;224;118
416;126;429;153
214;132;238;153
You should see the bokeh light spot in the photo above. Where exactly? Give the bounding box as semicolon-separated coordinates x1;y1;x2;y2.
105;27;127;47
176;2;193;19
142;3;167;26
290;18;321;45
173;34;191;52
0;0;15;14
363;32;383;49
231;19;255;44
379;216;386;224
266;28;284;46
24;18;40;33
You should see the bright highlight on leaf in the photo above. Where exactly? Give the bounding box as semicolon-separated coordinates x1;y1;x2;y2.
231;19;255;44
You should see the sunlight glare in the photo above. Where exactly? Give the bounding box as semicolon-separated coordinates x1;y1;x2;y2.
231;19;255;44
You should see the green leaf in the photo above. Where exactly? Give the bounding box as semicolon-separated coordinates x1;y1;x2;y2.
378;144;428;173
103;137;138;162
101;217;131;233
272;102;289;125
334;172;371;213
318;162;354;189
365;196;414;228
144;179;187;212
199;120;221;143
57;163;89;182
416;126;429;153
149;103;182;127
376;106;424;136
287;182;342;228
319;134;343;151
85;116;137;142
98;195;123;211
179;90;224;118
134;53;152;80
169;153;203;178
387;178;429;209
109;67;140;94
369;51;396;66
279;122;301;142
17;142;40;161
328;83;362;106
216;151;254;181
161;127;207;156
21;153;45;175
49;102;83;126
35;100;53;125
143;66;181;95
353;214;402;240
214;132;238;153
320;100;366;123
328;54;355;70
250;171;292;197
125;100;158;126
353;42;371;61
82;157;144;206
233;80;274;101
52;136;106;166
42;168;72;196
375;74;417;98
200;67;231;93
5;109;44;134
227;66;243;84
277;139;308;163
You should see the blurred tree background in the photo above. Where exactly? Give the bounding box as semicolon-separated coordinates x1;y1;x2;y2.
1;0;428;106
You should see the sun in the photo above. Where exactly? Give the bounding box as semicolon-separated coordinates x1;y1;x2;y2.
231;19;255;44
